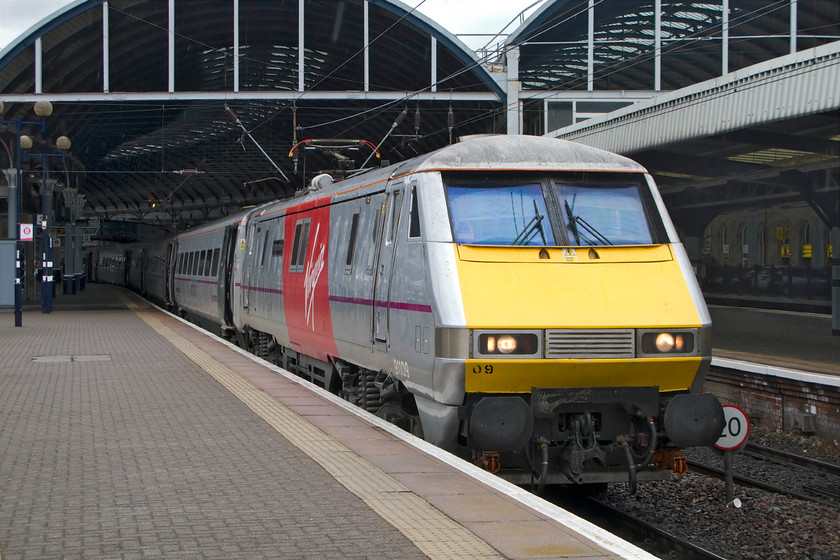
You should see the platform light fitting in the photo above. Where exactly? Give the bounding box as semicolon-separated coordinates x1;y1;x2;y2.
33;100;53;117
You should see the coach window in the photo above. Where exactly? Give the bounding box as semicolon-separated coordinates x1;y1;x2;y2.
408;187;421;239
204;250;213;276
289;218;311;273
261;228;272;268
345;212;360;273
388;191;401;244
187;252;195;275
211;248;220;276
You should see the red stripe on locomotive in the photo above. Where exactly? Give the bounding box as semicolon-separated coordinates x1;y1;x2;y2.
282;200;338;362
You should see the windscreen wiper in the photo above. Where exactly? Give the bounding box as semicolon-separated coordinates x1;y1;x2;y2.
564;200;612;246
513;200;547;246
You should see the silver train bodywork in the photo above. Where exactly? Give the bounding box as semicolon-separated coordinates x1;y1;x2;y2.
93;135;725;489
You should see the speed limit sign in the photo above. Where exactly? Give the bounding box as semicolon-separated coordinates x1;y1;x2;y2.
715;405;750;450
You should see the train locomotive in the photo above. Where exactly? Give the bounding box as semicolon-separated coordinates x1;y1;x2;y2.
90;135;725;490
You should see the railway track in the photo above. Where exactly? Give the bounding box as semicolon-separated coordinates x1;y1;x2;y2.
547;490;726;560
745;442;840;502
686;441;840;506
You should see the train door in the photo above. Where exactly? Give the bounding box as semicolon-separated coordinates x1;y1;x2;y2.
372;181;403;348
166;240;177;306
139;249;147;294
242;221;258;310
123;250;131;285
218;224;237;326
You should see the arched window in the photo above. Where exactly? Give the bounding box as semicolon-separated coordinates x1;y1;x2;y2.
756;223;766;266
801;221;813;265
702;225;712;259
738;223;749;267
777;222;792;263
720;224;729;262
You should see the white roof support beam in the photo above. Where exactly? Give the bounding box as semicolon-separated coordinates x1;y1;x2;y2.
654;0;661;91
233;0;240;93
364;0;370;92
0;91;500;103
298;0;305;92
168;0;175;93
506;46;520;135
430;37;437;92
722;0;730;75
103;1;110;93
34;38;43;94
587;0;594;91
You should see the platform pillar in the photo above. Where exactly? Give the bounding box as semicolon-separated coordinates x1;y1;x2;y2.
506;46;521;135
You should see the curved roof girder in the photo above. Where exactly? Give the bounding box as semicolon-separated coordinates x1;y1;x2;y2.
0;0;504;100
506;0;839;94
0;0;505;221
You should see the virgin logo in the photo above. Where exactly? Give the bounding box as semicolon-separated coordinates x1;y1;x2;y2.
304;223;326;329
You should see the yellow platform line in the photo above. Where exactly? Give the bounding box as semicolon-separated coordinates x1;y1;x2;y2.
120;295;503;560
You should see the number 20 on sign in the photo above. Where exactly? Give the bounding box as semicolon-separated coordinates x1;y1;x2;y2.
715;405;750;451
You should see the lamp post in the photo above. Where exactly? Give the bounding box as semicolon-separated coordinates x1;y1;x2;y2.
0;100;53;326
23;135;70;315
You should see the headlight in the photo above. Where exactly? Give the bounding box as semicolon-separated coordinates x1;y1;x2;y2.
640;331;695;355
476;332;540;357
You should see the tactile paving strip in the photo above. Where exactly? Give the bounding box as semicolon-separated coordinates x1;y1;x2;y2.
120;296;503;560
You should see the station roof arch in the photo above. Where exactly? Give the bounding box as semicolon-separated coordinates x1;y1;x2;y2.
0;0;505;227
502;0;839;233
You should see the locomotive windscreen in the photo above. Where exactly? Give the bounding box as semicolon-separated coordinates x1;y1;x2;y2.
447;183;555;246
444;173;664;247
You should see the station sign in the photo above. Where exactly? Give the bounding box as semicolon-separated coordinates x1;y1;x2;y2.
715;405;750;450
19;223;34;241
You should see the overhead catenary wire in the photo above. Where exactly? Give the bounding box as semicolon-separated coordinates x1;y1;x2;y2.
224;105;290;183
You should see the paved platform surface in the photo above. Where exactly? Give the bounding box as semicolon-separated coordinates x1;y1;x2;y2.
709;305;840;378
0;284;649;560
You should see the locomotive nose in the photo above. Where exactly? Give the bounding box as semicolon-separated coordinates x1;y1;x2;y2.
664;393;726;448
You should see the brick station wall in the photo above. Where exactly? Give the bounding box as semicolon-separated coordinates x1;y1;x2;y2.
703;368;840;442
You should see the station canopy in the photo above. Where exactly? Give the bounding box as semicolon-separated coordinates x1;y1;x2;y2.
0;0;505;228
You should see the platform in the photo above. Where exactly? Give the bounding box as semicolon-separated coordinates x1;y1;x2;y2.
0;284;652;560
709;304;840;383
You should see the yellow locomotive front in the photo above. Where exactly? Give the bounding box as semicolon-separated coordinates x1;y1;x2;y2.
442;168;725;489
